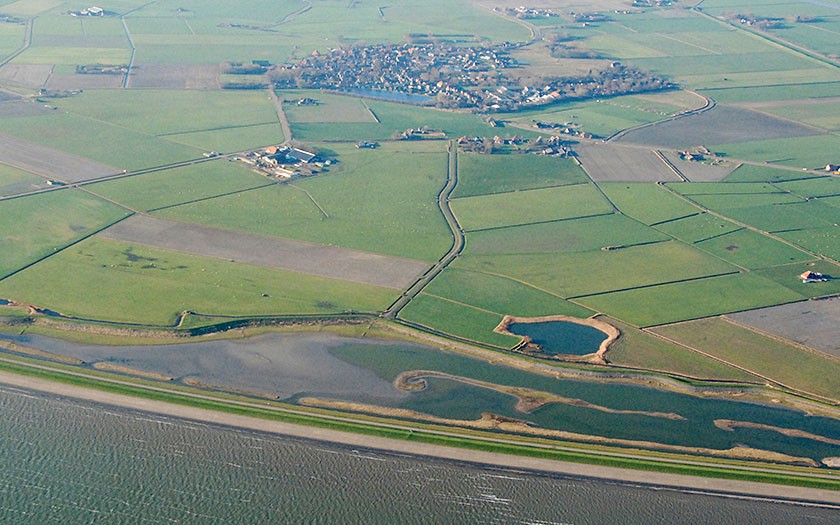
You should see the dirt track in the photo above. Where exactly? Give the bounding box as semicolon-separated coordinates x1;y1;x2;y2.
99;215;430;290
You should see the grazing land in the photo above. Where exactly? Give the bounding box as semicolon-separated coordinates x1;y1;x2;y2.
100;215;430;290
454;154;587;197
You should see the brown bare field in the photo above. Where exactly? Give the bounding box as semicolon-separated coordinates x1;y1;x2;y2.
45;72;123;90
0;132;120;182
576;143;680;182
98;215;430;290
660;151;736;182
727;298;840;358
0;64;53;88
129;64;221;90
616;106;821;148
0;100;51;118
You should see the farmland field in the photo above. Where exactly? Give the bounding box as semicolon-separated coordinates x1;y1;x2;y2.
600;183;700;225
654;213;741;244
0;161;50;196
575;143;679;182
454;154;587;197
0;237;397;325
694;228;814;270
652;318;840;401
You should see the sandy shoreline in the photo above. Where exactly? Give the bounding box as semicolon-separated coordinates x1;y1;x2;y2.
0;371;838;505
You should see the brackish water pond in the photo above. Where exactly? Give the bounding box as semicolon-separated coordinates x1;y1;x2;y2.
2;331;839;464
507;321;608;356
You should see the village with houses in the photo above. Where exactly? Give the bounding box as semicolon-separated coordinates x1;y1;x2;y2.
272;42;672;112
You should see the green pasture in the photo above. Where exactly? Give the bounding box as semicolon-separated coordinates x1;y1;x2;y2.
86;160;271;212
602;318;757;383
629;52;817;78
723;164;811;183
687;191;805;210
0;112;204;170
283;91;377;123
451;183;613;231
601;183;700;225
0;20;25;58
0;237;396;325
652;318;840;401
0;163;47;197
655;213;740;244
754;260;840;298
771;22;840;57
163;122;285;153
14;46;131;65
604;11;723;35
156;142;452;261
667;182;782;195
398;293;519;348
2;0;63;17
424;267;594;319
778;227;840;261
759;100;840;131
454;154;587;198
695;228;814;270
0;189;129;278
463;214;668;256
712;134;840;169
458;241;738;299
126;0;302;20
50;89;279;136
777;176;840;198
723;202;837;232
131;43;294;65
703;82;840;105
686;68;840;91
289;97;506;142
32;13;126;37
578;273;805;327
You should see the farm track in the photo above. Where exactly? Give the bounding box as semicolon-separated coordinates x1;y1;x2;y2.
386;141;464;318
0;18;32;70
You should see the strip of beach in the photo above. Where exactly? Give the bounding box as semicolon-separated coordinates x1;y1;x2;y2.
0;370;838;506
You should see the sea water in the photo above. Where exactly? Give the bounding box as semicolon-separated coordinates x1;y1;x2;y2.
0;386;837;524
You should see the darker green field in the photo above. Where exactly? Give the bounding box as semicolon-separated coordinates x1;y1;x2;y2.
601;183;700;225
723;164;809;183
0;237;396;325
454;154;587;198
578;273;804;327
695;229;814;270
652;318;840;401
0;189;129;278
655;213;740;244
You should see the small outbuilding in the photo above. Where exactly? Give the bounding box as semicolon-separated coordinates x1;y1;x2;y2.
800;270;828;283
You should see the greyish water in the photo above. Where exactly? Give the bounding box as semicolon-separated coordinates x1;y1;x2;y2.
0;386;838;523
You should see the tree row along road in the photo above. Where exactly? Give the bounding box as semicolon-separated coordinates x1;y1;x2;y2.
384;140;465;318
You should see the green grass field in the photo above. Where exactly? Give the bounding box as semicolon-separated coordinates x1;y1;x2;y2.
601;183;700;225
603;318;758;382
695;228;814;270
163;122;285;153
578;273;805;327
0;163;47;196
0;237;396;325
156;142;452;261
723;164;811;183
454;153;588;198
753;260;840;298
777;227;840;261
283;91;377;123
464;213;669;256
777;176;840;198
458;241;738;299
0;189;129;278
423;267;594;319
655;213;741;244
398;293;520;348
712;134;840;169
452;183;613;231
652;318;840;401
723;202;836;232
86;160;272;212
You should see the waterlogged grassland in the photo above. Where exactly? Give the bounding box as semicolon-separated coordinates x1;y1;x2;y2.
655;213;741;244
0;113;204;170
87;161;272;212
458;241;738;299
423;267;594;319
603;318;757;383
157;142;452;261
578;273;805;327
452;183;613;231
49;90;279;136
695;229;814;270
0;238;396;325
399;293;519;348
464;214;669;256
713;134;840;169
601;183;700;225
454;154;587;198
653;318;840;401
0;189;129;278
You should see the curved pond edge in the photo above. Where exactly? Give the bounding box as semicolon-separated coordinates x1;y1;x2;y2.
494;315;620;364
